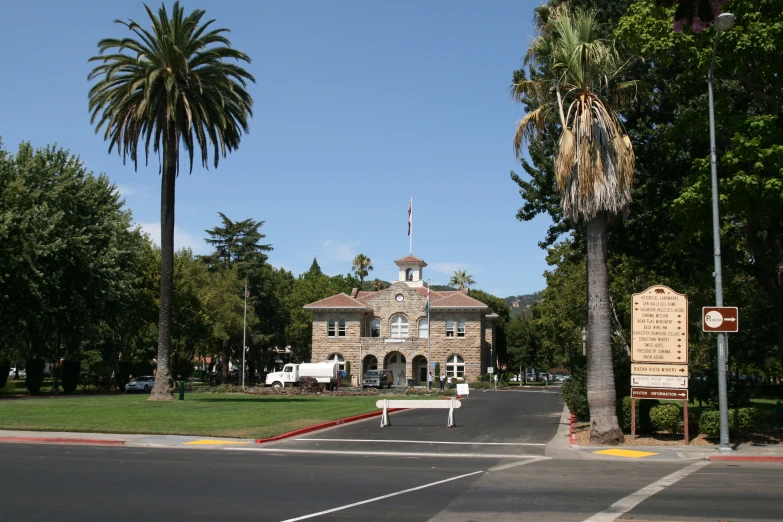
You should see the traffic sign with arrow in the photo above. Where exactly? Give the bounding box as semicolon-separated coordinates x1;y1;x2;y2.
702;306;739;333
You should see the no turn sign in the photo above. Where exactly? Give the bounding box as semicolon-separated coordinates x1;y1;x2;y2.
702;306;739;333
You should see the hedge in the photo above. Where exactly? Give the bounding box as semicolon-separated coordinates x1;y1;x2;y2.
25;358;46;395
62;360;80;394
0;360;10;388
618;397;660;434
649;404;682;434
699;407;767;437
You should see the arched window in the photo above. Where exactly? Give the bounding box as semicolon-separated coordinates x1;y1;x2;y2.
327;319;336;337
338;319;346;337
327;353;345;371
391;315;408;338
405;268;414;281
446;354;465;378
370;318;380;338
364;355;378;373
418;318;429;339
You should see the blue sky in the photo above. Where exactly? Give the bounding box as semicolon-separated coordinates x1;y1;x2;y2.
0;0;552;298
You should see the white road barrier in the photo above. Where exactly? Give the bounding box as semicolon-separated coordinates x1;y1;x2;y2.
375;398;461;428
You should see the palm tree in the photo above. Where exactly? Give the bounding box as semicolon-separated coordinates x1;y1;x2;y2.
352;254;373;286
512;7;636;442
449;269;475;290
88;2;254;400
370;279;386;291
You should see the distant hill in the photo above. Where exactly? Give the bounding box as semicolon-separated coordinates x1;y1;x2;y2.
504;292;543;317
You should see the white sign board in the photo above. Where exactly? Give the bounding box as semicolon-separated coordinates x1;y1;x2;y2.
487;367;494;374
456;383;469;396
630;375;688;389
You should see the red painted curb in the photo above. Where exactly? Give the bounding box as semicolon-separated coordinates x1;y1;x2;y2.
709;455;783;462
0;436;125;446
255;408;406;444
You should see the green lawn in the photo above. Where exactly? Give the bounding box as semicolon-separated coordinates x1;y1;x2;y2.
0;393;383;439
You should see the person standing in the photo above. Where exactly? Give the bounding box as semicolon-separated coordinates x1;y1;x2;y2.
493;373;498;389
447;375;452;390
439;374;445;390
428;371;433;389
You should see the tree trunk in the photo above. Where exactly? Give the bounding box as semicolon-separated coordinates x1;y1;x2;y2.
149;132;177;401
586;213;623;444
221;339;230;384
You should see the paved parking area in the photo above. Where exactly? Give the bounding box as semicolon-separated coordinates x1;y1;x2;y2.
258;389;564;459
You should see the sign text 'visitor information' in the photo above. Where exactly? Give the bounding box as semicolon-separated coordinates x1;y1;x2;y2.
631;285;688;364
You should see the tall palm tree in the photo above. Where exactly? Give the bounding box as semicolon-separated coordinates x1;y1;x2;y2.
512;7;636;442
352;254;373;286
449;269;475;290
88;2;254;400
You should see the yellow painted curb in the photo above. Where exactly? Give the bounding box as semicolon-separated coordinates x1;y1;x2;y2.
184;440;251;445
593;449;658;458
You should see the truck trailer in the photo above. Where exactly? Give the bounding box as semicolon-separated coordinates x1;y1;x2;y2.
265;362;340;389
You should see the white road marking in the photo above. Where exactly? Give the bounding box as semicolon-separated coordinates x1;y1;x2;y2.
279;470;484;521
489;456;551;471
224;447;543;459
582;460;710;522
295;438;546;446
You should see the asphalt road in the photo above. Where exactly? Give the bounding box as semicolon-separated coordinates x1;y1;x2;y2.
2;390;781;521
2;445;781;521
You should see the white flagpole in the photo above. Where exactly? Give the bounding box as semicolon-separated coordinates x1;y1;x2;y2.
409;196;413;255
242;283;247;389
427;278;430;388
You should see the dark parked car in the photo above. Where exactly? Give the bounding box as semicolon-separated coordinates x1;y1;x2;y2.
363;369;394;389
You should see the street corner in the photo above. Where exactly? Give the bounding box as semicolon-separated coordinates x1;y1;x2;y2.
573;445;687;461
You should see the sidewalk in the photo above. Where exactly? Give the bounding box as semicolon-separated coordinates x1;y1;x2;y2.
553;405;783;462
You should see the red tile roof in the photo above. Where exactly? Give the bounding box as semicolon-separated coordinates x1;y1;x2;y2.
394;255;427;266
304;293;371;310
354;291;379;304
430;292;489;309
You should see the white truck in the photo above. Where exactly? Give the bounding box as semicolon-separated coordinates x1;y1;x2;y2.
265;362;341;390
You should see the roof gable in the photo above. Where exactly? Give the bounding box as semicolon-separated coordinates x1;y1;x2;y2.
431;292;489;309
304;293;370;310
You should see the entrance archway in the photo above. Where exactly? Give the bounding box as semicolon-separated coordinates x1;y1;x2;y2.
385;352;406;386
363;355;378;376
411;355;428;386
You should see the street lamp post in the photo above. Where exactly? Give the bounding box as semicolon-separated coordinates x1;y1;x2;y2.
708;12;735;452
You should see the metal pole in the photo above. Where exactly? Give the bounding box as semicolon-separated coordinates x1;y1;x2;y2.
243;283;247;389
708;30;731;452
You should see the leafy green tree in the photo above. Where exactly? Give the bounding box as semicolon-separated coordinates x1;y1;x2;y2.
0;141;144;373
448;270;475;290
88;2;255;400
370;279;387;291
512;7;639;442
351;254;374;285
203;213;272;270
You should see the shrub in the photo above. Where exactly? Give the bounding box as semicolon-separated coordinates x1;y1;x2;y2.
345;361;351;378
618;397;661;434
434;362;441;377
25;358;45;395
61;360;80;394
649;404;682;434
0;360;10;388
470;381;491;389
562;366;588;421
699;407;766;437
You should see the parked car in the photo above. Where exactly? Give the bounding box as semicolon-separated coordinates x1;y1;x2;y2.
126;376;156;392
8;368;26;378
363;369;394;389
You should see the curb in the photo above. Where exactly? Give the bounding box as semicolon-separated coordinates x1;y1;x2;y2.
709;455;783;463
255;408;406;444
0;436;125;446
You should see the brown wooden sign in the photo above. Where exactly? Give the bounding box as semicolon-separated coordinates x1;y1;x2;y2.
631;286;688;364
631;387;688;400
702;306;739;333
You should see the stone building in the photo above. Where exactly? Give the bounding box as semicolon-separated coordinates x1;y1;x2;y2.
304;255;498;385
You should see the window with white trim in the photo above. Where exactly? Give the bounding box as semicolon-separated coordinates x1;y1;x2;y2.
370;318;380;338
327;353;345;371
338;319;346;337
418;318;429;339
446;319;454;337
327;319;336;336
391;314;408;338
446;354;465;378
